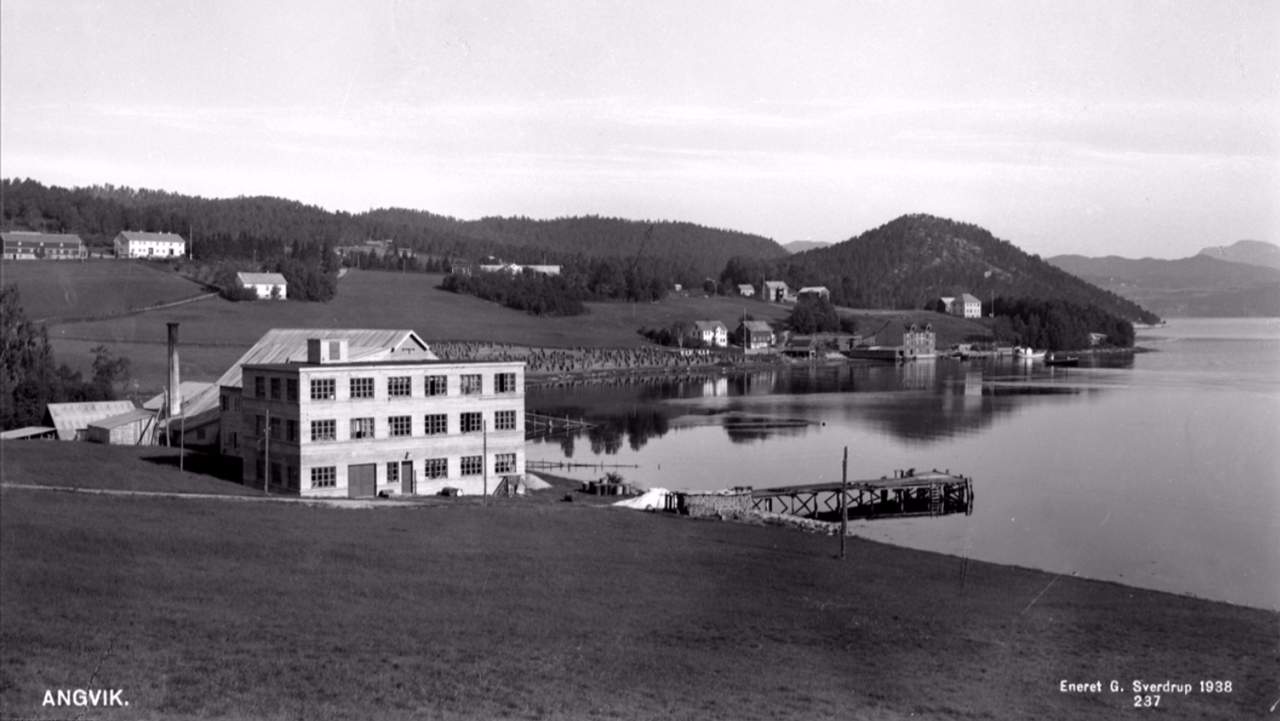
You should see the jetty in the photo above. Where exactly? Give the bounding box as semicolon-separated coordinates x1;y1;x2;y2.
751;469;974;521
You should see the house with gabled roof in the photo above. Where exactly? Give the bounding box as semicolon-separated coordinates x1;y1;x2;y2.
2;232;87;260
737;320;775;351
691;321;728;348
952;293;982;319
114;231;186;258
763;280;791;303
236;272;288;300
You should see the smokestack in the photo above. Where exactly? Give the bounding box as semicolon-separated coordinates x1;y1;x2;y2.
167;322;181;421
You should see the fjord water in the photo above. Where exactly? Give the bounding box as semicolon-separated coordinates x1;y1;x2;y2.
528;318;1280;610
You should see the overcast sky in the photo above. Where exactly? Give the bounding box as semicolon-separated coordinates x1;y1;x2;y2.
2;0;1276;258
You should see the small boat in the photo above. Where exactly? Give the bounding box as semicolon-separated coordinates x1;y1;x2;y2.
1013;346;1047;360
1046;353;1080;367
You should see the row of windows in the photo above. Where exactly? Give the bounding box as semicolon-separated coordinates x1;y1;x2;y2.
309;453;518;489
299;372;518;401
250;410;517;443
264;410;519;444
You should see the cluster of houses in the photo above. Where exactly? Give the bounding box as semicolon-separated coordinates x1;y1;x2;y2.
2;230;187;260
1;328;530;499
733;280;831;305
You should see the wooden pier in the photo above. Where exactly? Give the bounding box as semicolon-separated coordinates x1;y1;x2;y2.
751;470;974;521
524;412;595;440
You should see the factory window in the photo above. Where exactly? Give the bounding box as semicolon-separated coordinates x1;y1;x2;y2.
310;466;336;488
286;379;298;402
423;458;448;479
494;410;517;431
287;466;299;490
460;374;482;395
388;415;412;437
386;462;399;485
310;419;336;442
286;419;298;443
495;372;518;394
495;453;517;474
388;376;412;398
310;378;335;401
268;416;281;440
220;394;229;411
425;375;448;397
460;455;483;476
351;377;374;399
254;376;265;398
460;412;483;434
350;417;375;440
270;378;281;400
424;413;447;436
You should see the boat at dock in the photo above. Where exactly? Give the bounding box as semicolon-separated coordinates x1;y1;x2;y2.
1014;346;1047;360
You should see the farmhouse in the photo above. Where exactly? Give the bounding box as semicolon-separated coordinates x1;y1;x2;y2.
951;293;982;319
236;272;288;300
206;328;438;456
691;321;729;348
796;286;830;301
234;337;525;498
114;231;186;259
2;232;87;260
737;320;775;351
763;280;791;303
737;284;755;297
477;262;562;276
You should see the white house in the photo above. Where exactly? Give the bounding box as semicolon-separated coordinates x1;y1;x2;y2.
796;286;830;301
737;284;756;297
477;262;562;276
236;272;288;300
952;293;982;319
234;337;525;498
692;321;729;348
114;231;186;258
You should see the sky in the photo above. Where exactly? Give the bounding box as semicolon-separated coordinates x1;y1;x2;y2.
2;0;1277;258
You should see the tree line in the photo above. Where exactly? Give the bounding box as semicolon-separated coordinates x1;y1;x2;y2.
1;287;132;429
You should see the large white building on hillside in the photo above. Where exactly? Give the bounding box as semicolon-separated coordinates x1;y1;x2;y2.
231;337;525;498
114;231;186;258
2;232;87;260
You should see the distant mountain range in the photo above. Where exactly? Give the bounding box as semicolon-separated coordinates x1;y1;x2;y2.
751;214;1159;323
1049;241;1280;317
782;240;832;254
1198;240;1280;270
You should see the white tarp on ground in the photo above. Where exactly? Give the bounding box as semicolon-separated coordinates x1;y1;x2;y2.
523;472;552;491
613;488;672;511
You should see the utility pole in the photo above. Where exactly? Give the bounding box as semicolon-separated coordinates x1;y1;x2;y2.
264;408;270;495
482;418;488;502
840;446;849;559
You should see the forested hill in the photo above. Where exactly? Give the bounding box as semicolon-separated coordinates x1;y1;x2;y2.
0;179;785;282
759;214;1160;323
359;209;787;279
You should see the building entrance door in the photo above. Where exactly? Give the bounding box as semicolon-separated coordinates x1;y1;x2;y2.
400;461;414;495
348;463;376;498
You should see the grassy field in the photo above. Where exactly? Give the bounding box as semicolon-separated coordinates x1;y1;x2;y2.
1;259;209;321
1;443;1275;720
42;269;991;395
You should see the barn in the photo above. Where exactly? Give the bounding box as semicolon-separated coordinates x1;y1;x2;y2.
85;409;159;445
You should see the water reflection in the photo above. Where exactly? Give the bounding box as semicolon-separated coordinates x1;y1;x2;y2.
529;357;1119;453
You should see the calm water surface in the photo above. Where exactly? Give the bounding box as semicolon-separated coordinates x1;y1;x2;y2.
528;318;1280;610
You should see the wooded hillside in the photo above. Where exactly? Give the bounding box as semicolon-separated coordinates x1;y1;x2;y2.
1;179;785;285
723;214;1159;324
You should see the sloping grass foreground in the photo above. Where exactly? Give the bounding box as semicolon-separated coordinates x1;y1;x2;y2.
1;448;1274;720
